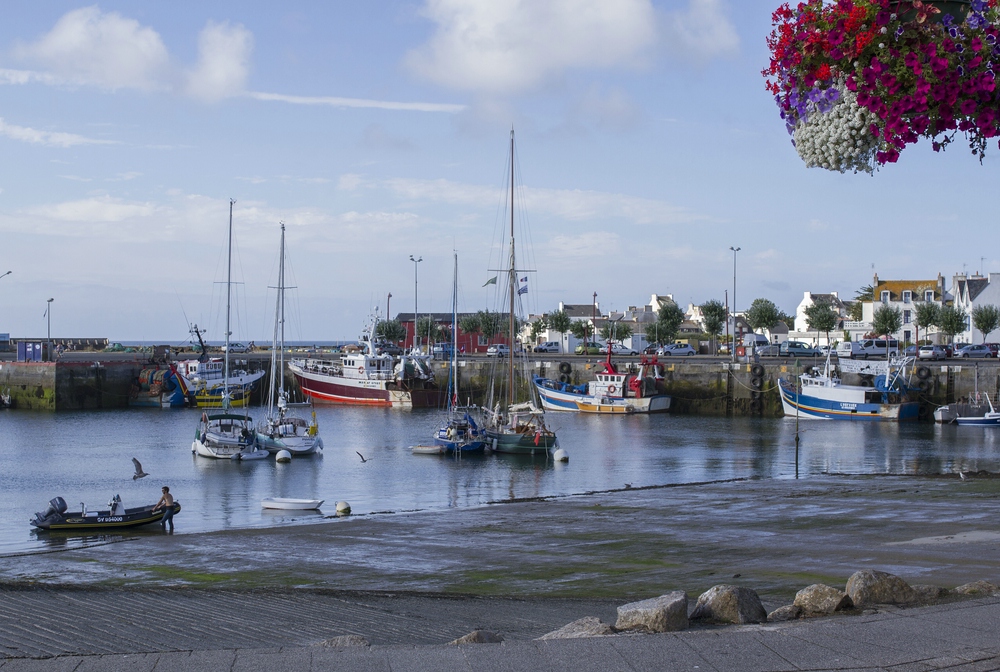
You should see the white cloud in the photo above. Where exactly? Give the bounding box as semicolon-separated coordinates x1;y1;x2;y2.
185;21;253;102
544;231;621;259
26;195;159;223
13;7;170;90
246;91;465;113
0;117;117;148
0;68;59;85
405;0;657;94
662;0;739;60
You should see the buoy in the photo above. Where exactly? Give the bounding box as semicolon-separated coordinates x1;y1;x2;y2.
335;501;351;515
275;450;292;463
553;448;569;462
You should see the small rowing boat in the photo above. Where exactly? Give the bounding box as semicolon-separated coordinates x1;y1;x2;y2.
411;444;445;455
30;495;180;531
260;497;323;510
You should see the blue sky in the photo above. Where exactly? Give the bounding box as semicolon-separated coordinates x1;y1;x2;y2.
0;1;997;343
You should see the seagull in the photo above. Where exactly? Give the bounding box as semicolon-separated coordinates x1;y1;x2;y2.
131;457;149;480
356;451;368;463
959;471;966;481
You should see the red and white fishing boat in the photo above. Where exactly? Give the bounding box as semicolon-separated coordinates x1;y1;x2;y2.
288;314;446;407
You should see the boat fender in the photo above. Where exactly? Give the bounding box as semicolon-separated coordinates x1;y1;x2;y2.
751;364;765;377
559;373;570;383
558;362;572;374
918;405;930;419
751;376;763;389
917;379;930;392
916;366;931;380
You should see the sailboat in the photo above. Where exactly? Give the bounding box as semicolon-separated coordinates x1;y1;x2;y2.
481;130;556;455
192;200;268;461
432;252;485;454
952;363;1000;426
256;223;323;455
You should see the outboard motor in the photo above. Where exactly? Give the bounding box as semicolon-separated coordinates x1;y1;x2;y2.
31;496;67;527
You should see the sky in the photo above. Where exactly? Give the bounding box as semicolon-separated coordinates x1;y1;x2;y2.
0;1;998;343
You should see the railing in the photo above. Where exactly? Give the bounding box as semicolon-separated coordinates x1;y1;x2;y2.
843;321;872;330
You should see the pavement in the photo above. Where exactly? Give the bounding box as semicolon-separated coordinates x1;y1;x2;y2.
3;474;1000;670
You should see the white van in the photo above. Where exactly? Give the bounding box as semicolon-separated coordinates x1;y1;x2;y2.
859;339;900;358
836;341;865;359
742;334;769;349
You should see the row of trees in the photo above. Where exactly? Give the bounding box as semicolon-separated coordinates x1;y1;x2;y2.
869;303;1000;344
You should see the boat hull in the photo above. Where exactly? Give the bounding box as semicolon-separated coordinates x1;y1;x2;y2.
955;413;1000;426
778;378;919;421
290;365;445;408
32;503;181;531
484;429;555;455
256;433;323;455
534;377;670;414
261;498;323;510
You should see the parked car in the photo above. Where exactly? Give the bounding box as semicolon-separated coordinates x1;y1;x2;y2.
942;344;954;357
533;341;561;353
658;343;696;356
858;338;900;359
223;342;250;353
430;343;452;358
486;344;509;357
642;344;661;355
779;341;821;357
609;343;638;356
918;345;947;360
903;345;917;356
754;344;781;357
836;341;865;359
376;342;404;356
986;343;1000;357
574;341;602;355
955;343;994;358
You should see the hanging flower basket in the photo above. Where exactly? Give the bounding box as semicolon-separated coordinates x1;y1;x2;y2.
764;0;1000;172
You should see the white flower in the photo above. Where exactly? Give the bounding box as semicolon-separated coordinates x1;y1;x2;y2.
792;84;883;174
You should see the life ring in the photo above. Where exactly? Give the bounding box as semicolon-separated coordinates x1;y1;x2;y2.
608;385;616;394
358;366;364;373
916;366;931;380
559;362;572;374
751;364;765;377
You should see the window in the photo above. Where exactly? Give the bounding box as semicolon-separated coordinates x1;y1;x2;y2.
904;330;911;342
903;310;911;324
924;290;934;301
880;291;890;303
478;335;488;346
902;290;911;303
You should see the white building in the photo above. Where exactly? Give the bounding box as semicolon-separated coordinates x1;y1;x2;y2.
861;273;947;343
791;291;848;346
951;273;1000;343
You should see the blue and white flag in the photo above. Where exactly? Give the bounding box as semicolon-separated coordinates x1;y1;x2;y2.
517;285;528;295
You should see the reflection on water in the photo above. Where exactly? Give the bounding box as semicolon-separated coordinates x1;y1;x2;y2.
2;406;998;554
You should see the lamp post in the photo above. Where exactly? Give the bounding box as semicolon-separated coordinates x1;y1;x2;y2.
591;292;597;351
386;292;392;322
409;255;422;351
730;246;740;362
46;298;54;362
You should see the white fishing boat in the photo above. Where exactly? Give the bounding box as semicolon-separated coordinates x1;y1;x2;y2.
261;497;324;510
948;364;1000;426
256;223;323;455
481;130;556;455
191;200;268;461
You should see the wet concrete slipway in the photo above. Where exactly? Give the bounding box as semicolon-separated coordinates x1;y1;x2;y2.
2;474;1000;670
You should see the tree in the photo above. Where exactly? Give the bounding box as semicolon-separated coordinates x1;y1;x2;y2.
476;310;503;338
547;309;570;350
374;319;406;343
938;305;968;342
804;299;838;346
971;304;1000;342
745;298;780;335
913;302;940;345
568;320;590;342
651;303;685;346
599;321;633;343
848;284;874;322
529;317;547;343
415;316;445;344
459;313;481;337
872;304;902;344
701;300;727;353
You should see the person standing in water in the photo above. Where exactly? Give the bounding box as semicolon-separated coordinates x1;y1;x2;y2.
153;486;175;531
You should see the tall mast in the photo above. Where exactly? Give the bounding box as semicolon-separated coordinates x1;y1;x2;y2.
225;198;234;410
451;250;458;409
278;222;286;404
508;129;516;408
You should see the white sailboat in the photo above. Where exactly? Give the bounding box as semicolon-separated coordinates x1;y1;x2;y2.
192;199;268;461
256;223;323;455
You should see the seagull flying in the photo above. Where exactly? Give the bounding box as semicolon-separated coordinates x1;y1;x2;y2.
131;457;149;480
356;451;368;463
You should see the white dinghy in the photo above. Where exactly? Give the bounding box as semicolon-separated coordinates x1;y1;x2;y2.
261;497;324;510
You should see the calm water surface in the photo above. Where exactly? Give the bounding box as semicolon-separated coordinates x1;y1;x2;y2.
2;407;998;554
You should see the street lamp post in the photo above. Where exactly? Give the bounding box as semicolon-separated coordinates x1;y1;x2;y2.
730;246;740;362
409;255;422;351
590;292;597;351
386;292;392;322
46;298;54;362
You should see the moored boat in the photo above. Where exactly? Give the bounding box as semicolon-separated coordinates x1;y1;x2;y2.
30;495;180;531
129;364;195;408
261;497;323;510
534;348;670;414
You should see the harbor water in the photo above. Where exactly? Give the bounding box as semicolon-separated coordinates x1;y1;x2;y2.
2;407;999;555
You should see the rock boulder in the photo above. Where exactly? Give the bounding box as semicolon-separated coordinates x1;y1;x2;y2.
845;570;917;607
767;605;802;622
615;592;688;632
449;630;504;645
690;585;767;624
538;617;615;640
955;580;999;596
794;584;853;615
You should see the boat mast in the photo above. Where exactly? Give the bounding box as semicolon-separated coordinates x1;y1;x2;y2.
224;198;234;410
451;251;458;410
278;222;286;407
508;129;517;409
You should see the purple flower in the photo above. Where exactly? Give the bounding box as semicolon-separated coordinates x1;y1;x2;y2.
826;88;841;103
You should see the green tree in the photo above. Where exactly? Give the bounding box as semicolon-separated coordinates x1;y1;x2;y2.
872;304;902;343
938;305;967;342
599;321;633;343
529;317;547;343
804;299;838;346
700;299;727;354
374;319;406;343
547;309;571;348
459;313;481;338
476;310;504;337
568;320;590;342
971;304;1000;342
913;302;940;345
848;284;874;322
651;303;685;346
745;298;780;335
415;316;445;344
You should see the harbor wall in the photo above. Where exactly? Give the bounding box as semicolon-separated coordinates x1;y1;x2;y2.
2;355;996;417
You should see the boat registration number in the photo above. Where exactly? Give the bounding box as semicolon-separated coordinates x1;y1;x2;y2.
839;403;857;410
97;516;123;523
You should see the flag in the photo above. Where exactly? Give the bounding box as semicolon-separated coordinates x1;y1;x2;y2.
517;285;528;295
520;276;527;283
483;276;497;287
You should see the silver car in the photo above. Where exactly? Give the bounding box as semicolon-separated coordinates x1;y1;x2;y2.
755;344;780;357
658;343;696;356
917;345;947;360
955;344;994;358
